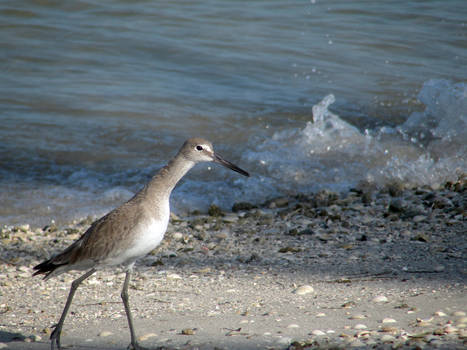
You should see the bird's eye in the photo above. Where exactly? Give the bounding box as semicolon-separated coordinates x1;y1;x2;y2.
196;145;203;151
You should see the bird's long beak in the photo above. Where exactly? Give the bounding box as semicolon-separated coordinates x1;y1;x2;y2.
213;153;250;177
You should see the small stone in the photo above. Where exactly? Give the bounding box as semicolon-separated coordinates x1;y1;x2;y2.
311;330;326;336
98;331;113;337
380;334;395;343
350;340;365;347
181;328;195;335
287;324;300;329
382;318;397;324
372;295;388;303
381;326;399;334
457;316;467;324
316;312;326;317
279;246;301;253
458;329;467;339
412;233;430;242
18;266;29;272
167;273;182;280
222;213;238;223
443;325;458;334
453;311;466;317
388;198;405;213
41;327;51;335
232;202;255;212
215;232;228;240
172;232;184;241
19;224;30;232
412;215;427;223
0;343;7;349
268;197;289;208
349;314;366;320
434;311;447;317
416;317;433;327
341;301;356;308
138;333;157;341
433;265;445;272
356;330;371;338
424;334;437;342
354;324;367;330
294;285;314;295
197;267;211;273
208;204;224;217
29;334;41;342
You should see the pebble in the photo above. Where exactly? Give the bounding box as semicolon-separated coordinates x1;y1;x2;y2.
98;331;113;337
316;312;326;317
412;215;427;223
167;273;182;280
452;311;466;317
0;343;6;349
181;328;195;335
443;325;458;334
413;233;430;242
457;316;467;324
354;324;367;330
311;330;326;336
32;335;41;341
349;314;366;320
287;324;300;329
434;311;447;317
380;334;395;343
172;232;184;241
294;285;314;295
138;333;157;341
349;340;365;347
222;213;238;223
372;295;388;303
356;330;371;338
381;326;399;334
382;318;397;324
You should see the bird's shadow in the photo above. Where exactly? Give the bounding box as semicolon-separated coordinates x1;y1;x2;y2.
0;329;27;342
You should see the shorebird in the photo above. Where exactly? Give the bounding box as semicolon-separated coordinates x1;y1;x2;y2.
33;137;249;350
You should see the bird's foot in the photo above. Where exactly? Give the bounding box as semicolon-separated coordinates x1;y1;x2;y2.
50;324;63;350
127;341;153;350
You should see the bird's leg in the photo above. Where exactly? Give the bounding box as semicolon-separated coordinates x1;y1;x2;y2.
50;268;96;350
121;268;148;350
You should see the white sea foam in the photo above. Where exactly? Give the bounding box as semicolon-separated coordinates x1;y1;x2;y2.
239;79;466;203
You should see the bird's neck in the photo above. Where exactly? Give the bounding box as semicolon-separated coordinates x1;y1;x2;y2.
145;153;196;200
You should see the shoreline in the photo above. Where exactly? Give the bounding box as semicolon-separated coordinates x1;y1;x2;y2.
1;180;466;349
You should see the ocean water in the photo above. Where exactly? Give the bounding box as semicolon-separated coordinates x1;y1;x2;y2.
1;0;466;226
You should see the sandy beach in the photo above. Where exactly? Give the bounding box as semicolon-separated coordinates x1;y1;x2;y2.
1;178;466;350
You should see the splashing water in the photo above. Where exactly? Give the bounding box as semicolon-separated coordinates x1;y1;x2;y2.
243;79;466;200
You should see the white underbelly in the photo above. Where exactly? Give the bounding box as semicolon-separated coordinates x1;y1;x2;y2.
106;217;168;266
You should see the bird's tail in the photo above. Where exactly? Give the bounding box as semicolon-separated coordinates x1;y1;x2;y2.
33;258;66;280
